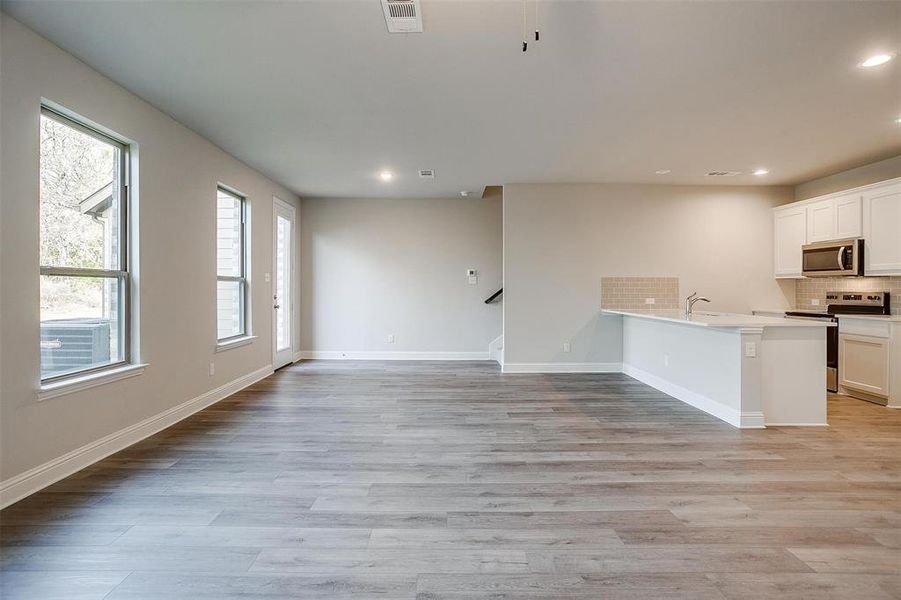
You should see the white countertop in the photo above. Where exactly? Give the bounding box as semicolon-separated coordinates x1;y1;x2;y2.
751;308;788;315
601;309;835;329
835;314;901;322
751;308;901;322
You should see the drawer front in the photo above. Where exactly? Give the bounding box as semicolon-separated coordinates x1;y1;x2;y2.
838;318;891;338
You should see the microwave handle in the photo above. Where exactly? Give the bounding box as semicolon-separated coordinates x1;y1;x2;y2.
837;246;846;269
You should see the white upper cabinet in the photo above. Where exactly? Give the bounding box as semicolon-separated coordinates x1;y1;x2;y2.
773;177;898;279
774;205;807;278
835;194;862;239
862;181;901;275
806;193;862;243
806;198;835;242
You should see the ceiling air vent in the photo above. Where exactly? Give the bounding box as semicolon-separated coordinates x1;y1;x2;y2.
418;169;435;179
705;170;742;177
381;0;423;33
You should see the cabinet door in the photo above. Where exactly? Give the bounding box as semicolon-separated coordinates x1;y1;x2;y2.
862;182;901;275
774;206;807;278
839;333;890;398
834;194;862;239
806;198;836;242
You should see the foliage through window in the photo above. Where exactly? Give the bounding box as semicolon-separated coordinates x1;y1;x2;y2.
40;108;130;381
217;187;248;341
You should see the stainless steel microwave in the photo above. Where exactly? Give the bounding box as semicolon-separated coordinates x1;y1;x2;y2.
801;238;864;277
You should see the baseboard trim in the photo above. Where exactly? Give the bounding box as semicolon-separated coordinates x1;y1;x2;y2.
621;363;751;428
502;362;623;373
488;335;503;365
298;351;490;361
740;412;767;429
0;365;274;509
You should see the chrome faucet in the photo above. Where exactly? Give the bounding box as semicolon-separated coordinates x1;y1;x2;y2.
685;292;711;316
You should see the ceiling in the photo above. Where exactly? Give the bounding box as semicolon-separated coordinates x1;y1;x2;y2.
3;0;900;198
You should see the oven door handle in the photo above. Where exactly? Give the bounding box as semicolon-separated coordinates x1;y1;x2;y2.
837;246;846;270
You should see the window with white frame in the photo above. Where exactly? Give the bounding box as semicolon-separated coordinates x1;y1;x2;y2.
39;107;131;382
216;187;248;341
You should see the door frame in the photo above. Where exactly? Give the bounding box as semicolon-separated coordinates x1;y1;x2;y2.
272;196;297;369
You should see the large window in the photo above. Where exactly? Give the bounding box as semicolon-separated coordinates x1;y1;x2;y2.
216;187;248;341
39;107;130;382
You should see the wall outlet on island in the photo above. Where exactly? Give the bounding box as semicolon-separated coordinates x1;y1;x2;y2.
645;298;656;305
563;342;571;353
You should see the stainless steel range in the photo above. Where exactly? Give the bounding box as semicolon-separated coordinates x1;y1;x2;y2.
786;291;891;392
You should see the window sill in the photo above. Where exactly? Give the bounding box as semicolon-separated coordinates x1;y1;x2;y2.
215;335;257;353
38;363;149;402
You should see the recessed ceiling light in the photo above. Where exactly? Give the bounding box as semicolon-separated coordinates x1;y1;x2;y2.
860;53;895;68
753;168;770;176
379;171;393;181
655;169;671;175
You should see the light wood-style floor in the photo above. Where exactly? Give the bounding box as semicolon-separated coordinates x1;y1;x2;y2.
2;361;900;599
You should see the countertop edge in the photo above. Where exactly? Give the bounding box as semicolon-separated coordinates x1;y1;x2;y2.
601;309;836;328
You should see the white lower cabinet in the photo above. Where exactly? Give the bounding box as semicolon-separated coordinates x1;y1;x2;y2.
838;317;898;406
839;333;890;398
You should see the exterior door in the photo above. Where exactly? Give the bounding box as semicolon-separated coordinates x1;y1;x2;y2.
272;197;296;369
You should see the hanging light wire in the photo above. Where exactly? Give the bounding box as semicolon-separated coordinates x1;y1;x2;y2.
522;0;528;51
522;0;541;51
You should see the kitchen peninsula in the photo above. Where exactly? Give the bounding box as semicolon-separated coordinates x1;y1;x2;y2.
601;309;836;428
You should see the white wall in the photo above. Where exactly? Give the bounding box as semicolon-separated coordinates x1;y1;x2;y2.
622;316;744;420
0;16;300;486
300;196;502;357
502;183;795;367
794;154;901;201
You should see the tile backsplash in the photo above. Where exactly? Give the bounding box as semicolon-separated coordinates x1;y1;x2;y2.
601;277;679;310
796;277;901;314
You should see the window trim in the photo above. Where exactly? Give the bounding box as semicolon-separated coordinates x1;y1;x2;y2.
216;185;249;343
38;362;148;402
39;106;133;386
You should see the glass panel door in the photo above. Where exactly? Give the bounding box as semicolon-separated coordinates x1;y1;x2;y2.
275;214;291;352
272;198;295;369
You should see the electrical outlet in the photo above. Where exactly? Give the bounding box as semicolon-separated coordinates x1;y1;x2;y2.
744;342;757;358
645;298;656;305
562;342;571;353
387;334;395;344
209;362;215;376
